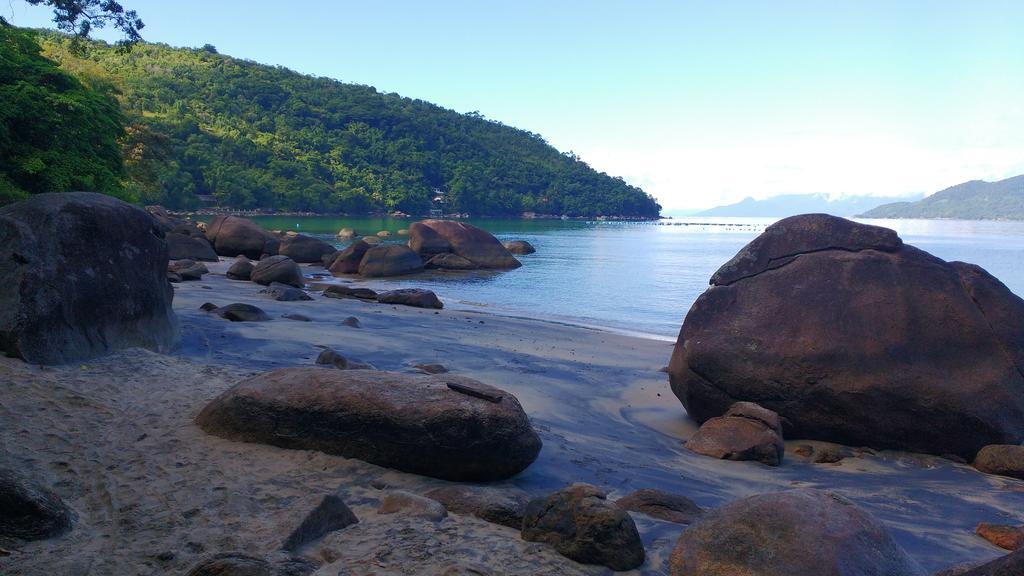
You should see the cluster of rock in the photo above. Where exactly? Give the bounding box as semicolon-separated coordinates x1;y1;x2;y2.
325;220;527;278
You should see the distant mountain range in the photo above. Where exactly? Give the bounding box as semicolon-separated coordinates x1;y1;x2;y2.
859;175;1024;220
696;193;923;217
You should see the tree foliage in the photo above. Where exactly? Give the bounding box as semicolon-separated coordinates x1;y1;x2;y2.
38;33;661;217
0;25;125;204
24;0;143;47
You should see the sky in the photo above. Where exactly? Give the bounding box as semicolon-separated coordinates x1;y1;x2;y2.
7;0;1024;211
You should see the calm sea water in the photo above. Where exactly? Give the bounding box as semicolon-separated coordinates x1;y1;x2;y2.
243;215;1024;340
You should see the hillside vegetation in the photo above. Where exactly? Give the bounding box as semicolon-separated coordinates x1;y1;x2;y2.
860;175;1024;220
21;30;659;217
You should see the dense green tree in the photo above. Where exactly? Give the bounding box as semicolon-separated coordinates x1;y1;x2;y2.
21;0;143;46
0;25;125;204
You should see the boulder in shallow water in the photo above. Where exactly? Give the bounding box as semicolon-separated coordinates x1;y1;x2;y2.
262;282;312;302
212;303;270;322
0;467;74;540
503;240;535;255
668;488;923;576
323;285;377;300
377;288;443;309
615;488;703;525
205;215;279;259
251;255;304;288
195;367;541;481
973;445;1024;479
328;239;371;275
358;244;424;277
407;221;452;258
418;220;521;269
684;401;785;466
669;213;1024;459
0;192;178;364
522;483;644;571
425;253;477;270
278;234;336;264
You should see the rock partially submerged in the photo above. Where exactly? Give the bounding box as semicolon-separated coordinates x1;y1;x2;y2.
206;303;270;322
413;220;521;269
358;244;424;277
669;213;1024;459
323;285;378;300
195;368;542;481
328;239;371;275
522;483;644;571
668;489;923;576
684;401;784;466
205;215;280;259
277;233;335;264
0;468;74;540
262;282;312;302
503;240;536;255
0;192;178;364
976;522;1024;551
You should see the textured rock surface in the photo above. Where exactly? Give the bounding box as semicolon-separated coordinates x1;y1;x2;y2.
166;231;218;262
425;484;530;529
418;220;521;269
614;488;703;525
277;234;336;263
407;221;452;258
503;240;536;255
226;256;254;281
0;192;178;364
195;368;542;481
358;244;424;277
378;490;447;521
669;489;924;576
251;255;304;288
684;401;785;465
522;483;644;571
281;493;358;552
669;213;1024;458
0;468;74;540
205;215;279;259
377;289;443;309
955;548;1024;576
974;445;1024;479
328;239;371;275
976;523;1024;551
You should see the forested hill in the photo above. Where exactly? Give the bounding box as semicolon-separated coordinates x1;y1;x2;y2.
32;31;660;217
859;175;1024;220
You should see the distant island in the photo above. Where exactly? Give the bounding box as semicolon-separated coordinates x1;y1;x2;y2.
697;193;922;218
859;175;1024;220
1;28;660;219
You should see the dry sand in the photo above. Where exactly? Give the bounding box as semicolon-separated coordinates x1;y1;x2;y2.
2;259;1023;574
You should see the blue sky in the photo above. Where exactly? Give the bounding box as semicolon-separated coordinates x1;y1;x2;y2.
7;1;1024;210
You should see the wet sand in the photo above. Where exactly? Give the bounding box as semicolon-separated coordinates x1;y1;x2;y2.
1;259;1022;574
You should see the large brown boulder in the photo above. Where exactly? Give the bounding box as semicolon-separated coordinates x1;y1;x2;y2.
425;485;531;529
328;239;371;275
407;221;452;258
358;244;424;277
973;445;1024;479
615;488;703;525
0;192;179;364
251;255;304;288
669;213;1024;459
278;234;336;264
417;220;521;269
196;368;542;481
522;483;644;571
669;489;923;576
377;288;443;309
205;215;279;259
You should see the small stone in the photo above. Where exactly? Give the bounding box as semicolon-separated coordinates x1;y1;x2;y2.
415;363;448;374
378;490;447;521
976;522;1024;551
341;316;361;328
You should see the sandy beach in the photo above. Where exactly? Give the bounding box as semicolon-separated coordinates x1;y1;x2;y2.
2;259;1023;575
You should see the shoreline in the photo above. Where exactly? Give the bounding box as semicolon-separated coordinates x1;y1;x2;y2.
2;258;1023;574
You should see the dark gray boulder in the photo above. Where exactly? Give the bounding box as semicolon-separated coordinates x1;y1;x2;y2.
358;244;424;277
262;283;312;302
425;484;530;529
281;493;358;552
669;213;1024;459
226;256;254;281
196;368;542;481
377;288;443;309
212;303;270;322
328;239;371;275
251;255;304;288
0;192;179;364
0;468;74;540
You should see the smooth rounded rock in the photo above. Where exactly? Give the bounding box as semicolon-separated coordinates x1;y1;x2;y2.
278;234;336;264
205;215;279;259
377;288;443;309
615;488;703;525
0;468;74;540
417;220;520;269
195;368;542;481
503;240;535;255
358;244;424;277
974;445;1024;479
425;485;530;529
251;255;304;288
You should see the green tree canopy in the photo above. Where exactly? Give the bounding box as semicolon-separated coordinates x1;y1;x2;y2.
0;25;125;204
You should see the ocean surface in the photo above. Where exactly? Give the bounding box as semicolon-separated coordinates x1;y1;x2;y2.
242;215;1024;340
